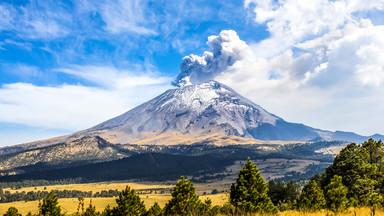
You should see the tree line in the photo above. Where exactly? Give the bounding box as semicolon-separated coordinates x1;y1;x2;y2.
267;138;384;215
3;138;384;215
0;189;121;203
0;179;82;190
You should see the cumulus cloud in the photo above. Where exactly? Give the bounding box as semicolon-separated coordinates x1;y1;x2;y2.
245;0;384;56
0;66;171;131
173;0;384;135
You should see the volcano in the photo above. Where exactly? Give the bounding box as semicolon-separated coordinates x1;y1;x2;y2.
65;80;383;144
2;80;383;155
1;80;382;180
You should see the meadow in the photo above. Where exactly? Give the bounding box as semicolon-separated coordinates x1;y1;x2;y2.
1;181;383;215
0;181;228;215
1;196;382;215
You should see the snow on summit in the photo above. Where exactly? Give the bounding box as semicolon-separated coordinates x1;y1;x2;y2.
61;80;384;145
73;80;280;143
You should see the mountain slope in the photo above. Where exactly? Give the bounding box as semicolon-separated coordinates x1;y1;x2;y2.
1;80;382;156
69;81;383;144
72;81;279;143
0;136;128;175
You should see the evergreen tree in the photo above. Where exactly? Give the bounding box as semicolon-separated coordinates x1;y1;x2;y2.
367;192;382;216
145;202;163;216
352;178;377;206
77;196;85;216
42;191;62;216
84;199;99;216
362;138;384;165
325;175;348;214
268;180;299;207
3;207;21;216
268;180;283;206
38;195;42;216
199;198;218;216
297;180;325;212
112;186;146;216
349;195;359;216
229;158;276;214
101;205;112;216
323;143;371;198
164;176;202;215
362;139;384;185
285;181;300;202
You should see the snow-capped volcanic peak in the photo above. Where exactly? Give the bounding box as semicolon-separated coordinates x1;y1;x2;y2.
36;80;384;145
83;80;280;143
158;80;277;123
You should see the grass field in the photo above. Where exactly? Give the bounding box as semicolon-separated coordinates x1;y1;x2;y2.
1;199;383;216
279;208;384;216
4;180;229;195
5;181;174;194
0;181;229;215
0;193;229;215
1;181;383;215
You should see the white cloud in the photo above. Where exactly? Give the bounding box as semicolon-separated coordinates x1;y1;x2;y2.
172;0;384;136
0;66;172;131
91;0;157;35
1;63;42;79
239;0;384;135
0;4;14;30
246;0;384;57
0;2;70;39
2;39;33;51
56;65;171;89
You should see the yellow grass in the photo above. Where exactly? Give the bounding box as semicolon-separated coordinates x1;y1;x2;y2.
1;197;383;216
0;181;230;215
0;193;228;215
279;208;384;216
6;181;174;194
3;182;382;215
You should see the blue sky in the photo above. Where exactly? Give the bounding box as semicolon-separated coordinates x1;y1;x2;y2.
1;0;384;146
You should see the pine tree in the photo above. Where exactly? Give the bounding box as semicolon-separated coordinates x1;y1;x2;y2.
367;192;382;216
112;185;146;216
229;158;276;214
145;202;163;216
84;199;99;216
362;138;384;165
101;205;112;216
349;195;359;216
298;180;325;212
325;175;348;214
42;191;62;216
323;141;383;202
38;195;42;216
323;143;369;191
268;180;299;207
3;207;21;216
200;198;216;216
77;196;85;216
164;176;202;215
